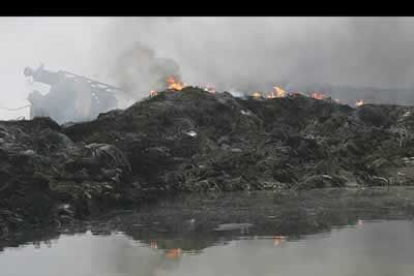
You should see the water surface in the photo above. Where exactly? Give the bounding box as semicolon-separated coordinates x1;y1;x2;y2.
2;188;414;276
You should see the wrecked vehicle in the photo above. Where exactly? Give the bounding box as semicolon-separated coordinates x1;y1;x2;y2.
24;65;121;124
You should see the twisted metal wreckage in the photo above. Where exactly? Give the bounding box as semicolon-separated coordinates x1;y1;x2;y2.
23;65;121;124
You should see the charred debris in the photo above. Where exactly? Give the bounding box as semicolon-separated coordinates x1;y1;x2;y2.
2;86;414;235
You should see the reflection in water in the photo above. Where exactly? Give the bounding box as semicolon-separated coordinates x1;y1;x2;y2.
149;241;158;249
165;248;181;259
2;188;414;276
273;235;285;246
1;221;414;276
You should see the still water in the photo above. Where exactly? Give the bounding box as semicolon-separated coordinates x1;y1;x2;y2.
2;188;414;276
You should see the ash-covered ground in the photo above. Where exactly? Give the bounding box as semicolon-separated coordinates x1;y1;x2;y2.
2;87;414;235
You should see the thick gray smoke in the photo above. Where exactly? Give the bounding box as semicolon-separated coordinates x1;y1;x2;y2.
98;17;414;104
3;17;414;121
111;41;182;96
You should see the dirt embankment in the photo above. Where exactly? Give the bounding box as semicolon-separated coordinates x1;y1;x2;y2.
2;87;414;236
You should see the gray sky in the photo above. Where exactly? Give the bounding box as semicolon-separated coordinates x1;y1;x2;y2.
2;17;414;119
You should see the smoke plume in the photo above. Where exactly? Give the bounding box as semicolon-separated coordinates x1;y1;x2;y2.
97;17;414;103
111;41;182;97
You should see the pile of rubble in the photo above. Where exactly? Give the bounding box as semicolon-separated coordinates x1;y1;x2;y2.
65;87;414;191
0;118;133;235
2;87;414;234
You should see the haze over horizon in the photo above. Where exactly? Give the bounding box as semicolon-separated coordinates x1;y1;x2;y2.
1;17;414;120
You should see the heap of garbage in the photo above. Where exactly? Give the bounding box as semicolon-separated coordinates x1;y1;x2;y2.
2;86;414;235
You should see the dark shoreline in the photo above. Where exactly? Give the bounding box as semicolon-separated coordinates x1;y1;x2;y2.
2;187;414;252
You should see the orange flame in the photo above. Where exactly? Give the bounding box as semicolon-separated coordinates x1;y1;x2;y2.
251;91;263;99
310;92;327;100
273;86;286;98
267;86;286;99
151;81;366;111
273;235;285;246
149;90;158;97
165;248;182;259
166;76;186;91
355;99;364;107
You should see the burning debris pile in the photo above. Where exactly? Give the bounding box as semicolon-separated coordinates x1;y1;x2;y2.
2;86;414;234
64;86;414;191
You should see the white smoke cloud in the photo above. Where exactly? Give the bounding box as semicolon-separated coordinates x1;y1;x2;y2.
110;41;182;98
97;17;414;99
3;17;414;120
0;17;110;120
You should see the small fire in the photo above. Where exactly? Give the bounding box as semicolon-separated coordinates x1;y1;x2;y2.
273;86;286;98
149;80;367;112
310;92;327;100
355;99;364;107
267;86;286;98
251;91;263;99
166;76;186;91
165;248;182;259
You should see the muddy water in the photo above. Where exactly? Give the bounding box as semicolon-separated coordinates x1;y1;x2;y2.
2;188;414;276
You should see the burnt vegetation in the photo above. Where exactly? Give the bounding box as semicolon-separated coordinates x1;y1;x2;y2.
2;87;414;235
